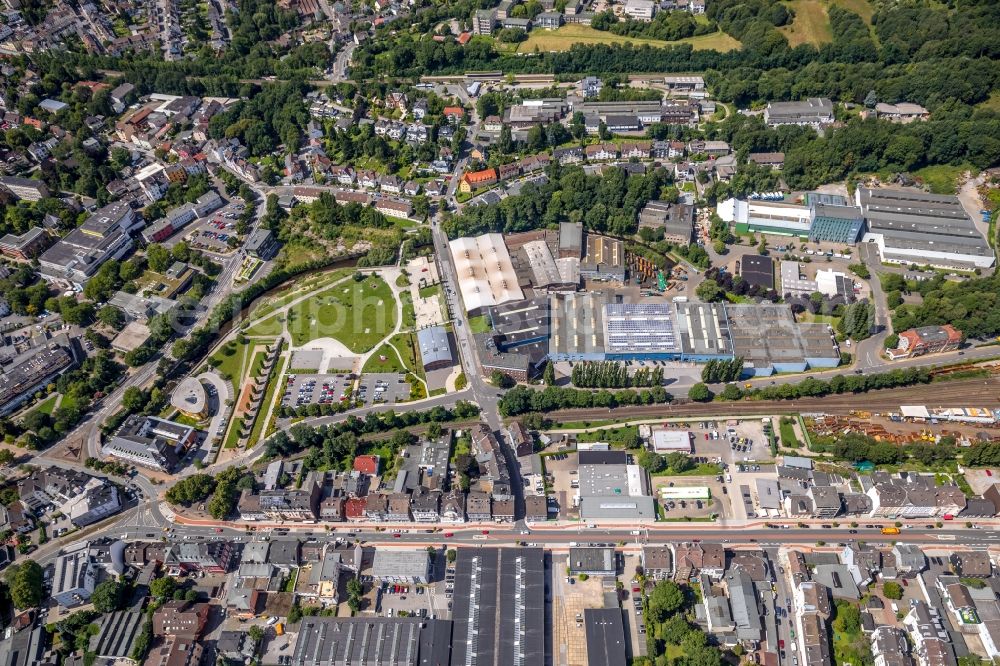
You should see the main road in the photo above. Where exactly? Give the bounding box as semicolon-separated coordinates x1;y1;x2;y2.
35;516;1000;569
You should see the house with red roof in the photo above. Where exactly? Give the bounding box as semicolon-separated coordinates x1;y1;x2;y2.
443;106;465;123
459;168;498;193
353;455;381;475
344;497;368;522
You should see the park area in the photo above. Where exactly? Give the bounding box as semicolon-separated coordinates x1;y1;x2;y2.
246;274;397;354
516;24;740;53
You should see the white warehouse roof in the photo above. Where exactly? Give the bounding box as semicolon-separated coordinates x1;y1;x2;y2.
448;234;524;313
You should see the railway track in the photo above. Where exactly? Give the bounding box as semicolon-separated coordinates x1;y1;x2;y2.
545;376;1000;423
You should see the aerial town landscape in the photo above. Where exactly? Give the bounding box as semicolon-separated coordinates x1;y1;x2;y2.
0;0;998;665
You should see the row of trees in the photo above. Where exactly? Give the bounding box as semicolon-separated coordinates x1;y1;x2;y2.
498;385;673;416
265;402;480;464
700;357;744;384
571;362;664;388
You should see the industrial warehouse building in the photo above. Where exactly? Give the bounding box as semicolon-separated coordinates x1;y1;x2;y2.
448;233;524;316
858;188;994;270
451;547;545;666
717;192;864;243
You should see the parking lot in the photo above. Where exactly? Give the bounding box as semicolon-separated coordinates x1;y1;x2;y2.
281;372;411;409
282;373;356;409
689;418;772;464
181;200;246;255
357;373;410;406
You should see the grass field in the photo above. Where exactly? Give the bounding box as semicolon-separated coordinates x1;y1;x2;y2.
284;275;397;352
978;91;1000;112
467;315;492;334
779;419;801;448
210;337;258;383
362;344;406;374
248;269;352;322
913;163;974;195
389;332;423;379
26;394;59;418
516;25;740;53
780;0;832;46
780;0;875;47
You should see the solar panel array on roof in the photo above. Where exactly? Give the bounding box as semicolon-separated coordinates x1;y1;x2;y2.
603;303;682;354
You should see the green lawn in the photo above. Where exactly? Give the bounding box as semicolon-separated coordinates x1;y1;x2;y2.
210;337;259;383
468;315;492;334
29;394;59;417
978;91;1000;112
577;425;638;445
418;284;440;299
389;332;423;379
362;344;407;374
780;0;874;46
779;419;801;448
248;269;352;322
653;462;724;477
517;24;740;52
401;292;416;329
285;275;397;353
912;163;975;195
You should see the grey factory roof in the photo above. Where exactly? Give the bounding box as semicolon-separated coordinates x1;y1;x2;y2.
416;325;453;367
859;187;990;254
548;291;610;357
291;616;452;666
90;610;145;658
674;302;734;357
726;303;839;367
488;296;551;349
451;547;545;666
584;609;628;666
371;550;430;579
568;547;616;574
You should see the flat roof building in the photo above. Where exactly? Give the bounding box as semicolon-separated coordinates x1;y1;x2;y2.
371;549;431;584
578;463;655;522
170;377;207;419
764;98;834;128
740;255;775;290
585;609;628;666
858;188;993;269
104;415;196;472
727;303;840;376
39;201;138;288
